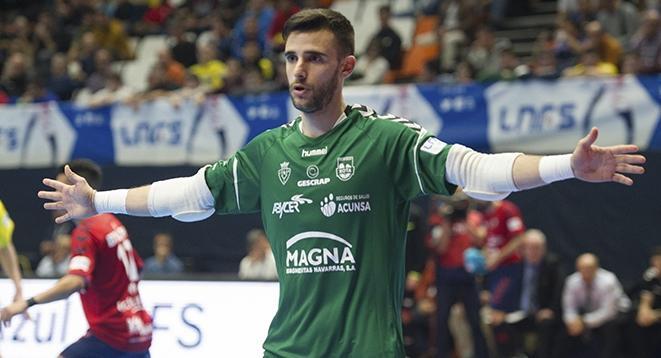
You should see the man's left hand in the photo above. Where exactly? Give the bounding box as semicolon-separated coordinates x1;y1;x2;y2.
571;127;645;186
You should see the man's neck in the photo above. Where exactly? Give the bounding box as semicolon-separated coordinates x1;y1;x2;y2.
299;98;346;138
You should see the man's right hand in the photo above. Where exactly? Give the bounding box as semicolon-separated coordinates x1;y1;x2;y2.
38;165;97;223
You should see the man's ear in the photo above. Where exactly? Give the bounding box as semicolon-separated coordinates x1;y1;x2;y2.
341;55;356;79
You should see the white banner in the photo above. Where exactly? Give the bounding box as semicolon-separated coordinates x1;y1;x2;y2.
0;279;279;358
486;76;660;153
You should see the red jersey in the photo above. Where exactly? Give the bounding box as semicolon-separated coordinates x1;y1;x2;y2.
68;214;152;352
427;213;473;269
484;201;525;266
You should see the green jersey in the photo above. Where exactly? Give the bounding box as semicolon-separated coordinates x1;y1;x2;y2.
205;104;456;357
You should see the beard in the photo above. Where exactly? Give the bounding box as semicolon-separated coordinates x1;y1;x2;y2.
290;68;341;113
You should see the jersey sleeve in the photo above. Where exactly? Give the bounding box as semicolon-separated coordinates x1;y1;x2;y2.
205;131;274;214
503;202;526;237
383;120;457;200
68;227;98;284
0;200;15;249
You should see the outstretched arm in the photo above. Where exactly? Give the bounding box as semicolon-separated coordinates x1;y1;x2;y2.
446;127;645;200
38;166;215;223
0;274;84;326
0;243;23;303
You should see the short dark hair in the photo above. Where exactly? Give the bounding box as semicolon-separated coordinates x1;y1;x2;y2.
58;159;103;189
283;8;355;56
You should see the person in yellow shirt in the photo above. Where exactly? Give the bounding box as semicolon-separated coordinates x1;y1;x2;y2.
0;200;24;309
190;43;228;92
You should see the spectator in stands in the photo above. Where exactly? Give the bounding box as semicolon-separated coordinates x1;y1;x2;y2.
90;10;133;60
157;47;186;87
563;49;619;76
268;0;301;53
633;246;661;358
466;27;511;81
241;66;271;94
557;253;631;358
417;60;441;83
348;39;390;86
558;0;599;21
221;58;245;94
630;9;661;74
581;20;622;66
35;234;71;277
596;0;640;47
32;12;58;76
238;229;277;280
438;0;477;72
452;61;476;84
488;48;530;81
78;72;135;108
554;19;584;71
232;0;275;57
68;31;100;78
621;52;642;73
169;23;198;68
17;76;58;104
241;40;275;81
531;50;561;79
401;270;435;357
427;194;489;358
190;43;227;92
144;232;184;274
0;52;31;100
369;5;403;70
488;229;564;358
4;16;35;64
47;52;81;101
85;48;114;94
136;63;180;102
197;16;233;61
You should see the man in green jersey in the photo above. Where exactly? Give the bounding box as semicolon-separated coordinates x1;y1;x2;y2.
32;9;644;357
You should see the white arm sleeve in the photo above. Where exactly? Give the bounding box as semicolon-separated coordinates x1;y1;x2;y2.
445;144;522;201
147;166;216;222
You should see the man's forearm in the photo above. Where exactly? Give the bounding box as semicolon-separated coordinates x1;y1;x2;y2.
0;244;23;296
512;154;574;190
31;274;85;305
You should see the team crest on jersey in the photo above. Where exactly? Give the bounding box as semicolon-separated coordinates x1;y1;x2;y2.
336;156;355;181
278;161;291;185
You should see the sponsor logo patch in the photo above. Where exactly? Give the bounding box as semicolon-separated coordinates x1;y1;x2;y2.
278;161;291;185
320;193;371;217
285;231;357;275
420;137;446;155
272;194;313;218
301;147;328;158
335;156;355;181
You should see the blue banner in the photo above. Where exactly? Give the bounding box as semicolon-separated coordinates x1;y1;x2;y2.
0;75;659;168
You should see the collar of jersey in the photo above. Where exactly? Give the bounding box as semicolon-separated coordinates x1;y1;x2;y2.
292;105;353;145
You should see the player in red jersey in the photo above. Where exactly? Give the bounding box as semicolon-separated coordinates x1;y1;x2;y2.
0;159;152;358
483;200;527;312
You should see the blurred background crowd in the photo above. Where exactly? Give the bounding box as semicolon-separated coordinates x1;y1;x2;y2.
0;0;659;357
0;0;658;106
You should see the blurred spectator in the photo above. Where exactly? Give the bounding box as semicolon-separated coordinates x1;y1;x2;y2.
427;194;489;358
0;89;8;104
241;41;275;81
632;247;661;358
557;253;631;358
47;52;82;101
32;12;58;75
563;49;619;76
348;39;390;86
452;60;476;84
484;48;530;81
629;9;661;74
558;0;599;21
144;233;184;274
581;20;622;66
417;60;441;83
169;24;198;68
466;27;511;81
68;31;100;77
35;234;71;277
197;16;233;61
90;10;134;60
531;50;561;79
488;229;564;358
368;5;403;70
190;43;227;92
232;0;275;57
482;200;526;313
17;76;58;104
85;48;114;94
137;63;180;102
141;0;174;34
554;19;584;71
567;0;599;26
596;0;640;47
621;52;642;74
238;229;277;280
222;58;245;94
77;72;135;108
438;0;476;71
1;52;31;99
268;0;301;52
241;66;270;94
158;47;186;87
